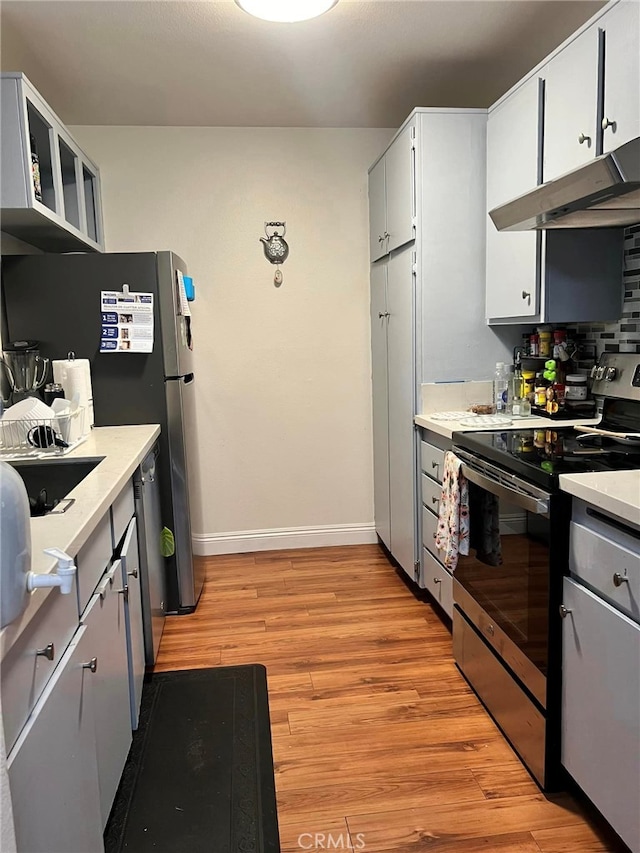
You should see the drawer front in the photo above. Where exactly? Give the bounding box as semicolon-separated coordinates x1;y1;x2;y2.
422;505;446;565
1;585;79;754
423;548;453;617
76;512;112;616
420;441;444;484
570;521;640;621
421;473;442;515
111;480;135;550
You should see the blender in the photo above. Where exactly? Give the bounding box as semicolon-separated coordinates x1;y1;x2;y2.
0;340;50;404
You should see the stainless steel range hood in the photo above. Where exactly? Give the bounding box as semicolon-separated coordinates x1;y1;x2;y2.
489;137;640;231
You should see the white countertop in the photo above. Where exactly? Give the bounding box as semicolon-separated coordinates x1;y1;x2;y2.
559;470;640;528
415;412;602;440
1;424;160;659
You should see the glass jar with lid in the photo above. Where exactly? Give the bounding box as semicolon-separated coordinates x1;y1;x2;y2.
565;374;588;401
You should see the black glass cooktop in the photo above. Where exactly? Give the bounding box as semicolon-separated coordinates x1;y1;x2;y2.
453;427;640;489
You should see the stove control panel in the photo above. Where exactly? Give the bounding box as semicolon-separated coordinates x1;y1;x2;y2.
591;353;640;401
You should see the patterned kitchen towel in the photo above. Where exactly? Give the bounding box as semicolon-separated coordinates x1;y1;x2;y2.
435;451;470;571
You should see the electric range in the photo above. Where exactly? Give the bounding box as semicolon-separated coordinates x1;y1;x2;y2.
449;353;640;792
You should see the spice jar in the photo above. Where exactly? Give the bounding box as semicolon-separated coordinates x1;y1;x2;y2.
529;333;539;357
522;370;536;402
565;374;588;401
534;372;548;408
537;326;553;357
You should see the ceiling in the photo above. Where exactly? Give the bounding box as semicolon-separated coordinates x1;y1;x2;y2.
0;0;605;127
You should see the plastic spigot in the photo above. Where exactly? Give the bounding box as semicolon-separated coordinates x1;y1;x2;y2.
27;548;77;595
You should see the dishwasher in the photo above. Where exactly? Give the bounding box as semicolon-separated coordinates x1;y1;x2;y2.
134;444;166;665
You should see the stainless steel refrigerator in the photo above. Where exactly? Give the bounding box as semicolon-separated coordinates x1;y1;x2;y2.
1;251;204;614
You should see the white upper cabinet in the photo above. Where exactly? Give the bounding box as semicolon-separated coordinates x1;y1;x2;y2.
1;72;104;252
486;76;541;321
544;0;639;177
543;24;600;181
368;121;415;261
368;157;387;262
385;124;416;254
602;0;640;152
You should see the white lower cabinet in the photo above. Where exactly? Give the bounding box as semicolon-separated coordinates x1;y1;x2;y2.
7;624;103;853
5;476;148;850
83;561;133;829
418;436;453;619
562;577;640;852
121;518;145;730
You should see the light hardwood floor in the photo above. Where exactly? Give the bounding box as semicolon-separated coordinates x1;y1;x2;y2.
154;544;625;853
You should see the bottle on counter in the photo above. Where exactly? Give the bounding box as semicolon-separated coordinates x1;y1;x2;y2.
493;362;509;415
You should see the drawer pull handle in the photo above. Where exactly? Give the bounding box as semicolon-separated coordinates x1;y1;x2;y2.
559;604;571;619
486;624;495;636
613;572;629;587
128;568;139;579
83;657;98;673
432;532;437;539
578;132;590;145
431;461;439;470
431;496;439;505
433;577;441;584
116;585;129;602
36;643;55;661
602;116;615;131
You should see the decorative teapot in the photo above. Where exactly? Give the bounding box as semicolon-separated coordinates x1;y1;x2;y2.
260;222;289;265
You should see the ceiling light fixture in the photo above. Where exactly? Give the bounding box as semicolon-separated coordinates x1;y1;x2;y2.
235;0;339;23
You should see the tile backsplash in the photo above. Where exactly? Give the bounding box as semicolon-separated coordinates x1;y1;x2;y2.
568;225;640;356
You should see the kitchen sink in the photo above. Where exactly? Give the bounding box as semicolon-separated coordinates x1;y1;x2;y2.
9;458;105;516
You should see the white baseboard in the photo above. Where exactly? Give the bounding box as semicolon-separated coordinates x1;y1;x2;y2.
192;523;378;556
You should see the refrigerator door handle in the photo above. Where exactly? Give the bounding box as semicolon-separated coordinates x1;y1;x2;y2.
183;373;194;384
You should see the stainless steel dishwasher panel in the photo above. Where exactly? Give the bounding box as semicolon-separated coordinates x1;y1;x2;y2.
135;446;166;665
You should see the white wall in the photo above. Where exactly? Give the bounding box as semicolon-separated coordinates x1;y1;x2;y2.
70;126;393;553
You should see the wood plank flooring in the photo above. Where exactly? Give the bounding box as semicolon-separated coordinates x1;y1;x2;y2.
154;544;626;853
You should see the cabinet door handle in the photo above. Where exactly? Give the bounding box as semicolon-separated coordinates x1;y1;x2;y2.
378;311;390;319
378;235;384;243
613;572;629;587
577;132;591;145
82;657;98;673
559;604;572;618
36;643;55;661
128;568;138;579
521;290;531;304
601;116;615;131
431;460;438;470
116;585;129;602
433;577;441;584
431;496;439;505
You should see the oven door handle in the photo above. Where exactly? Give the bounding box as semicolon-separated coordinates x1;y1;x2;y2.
460;463;549;516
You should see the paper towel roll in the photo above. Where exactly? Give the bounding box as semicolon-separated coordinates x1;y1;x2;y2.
52;358;94;429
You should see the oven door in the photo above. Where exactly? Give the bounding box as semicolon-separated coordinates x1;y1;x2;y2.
452;449;552;709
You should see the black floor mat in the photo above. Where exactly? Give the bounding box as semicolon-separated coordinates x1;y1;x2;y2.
104;664;280;853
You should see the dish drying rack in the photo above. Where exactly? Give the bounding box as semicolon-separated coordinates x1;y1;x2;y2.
0;405;88;459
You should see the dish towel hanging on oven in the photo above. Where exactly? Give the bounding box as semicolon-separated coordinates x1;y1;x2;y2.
435;451;469;571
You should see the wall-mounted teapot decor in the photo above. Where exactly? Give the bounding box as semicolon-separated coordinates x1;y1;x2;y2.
260;221;289;287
